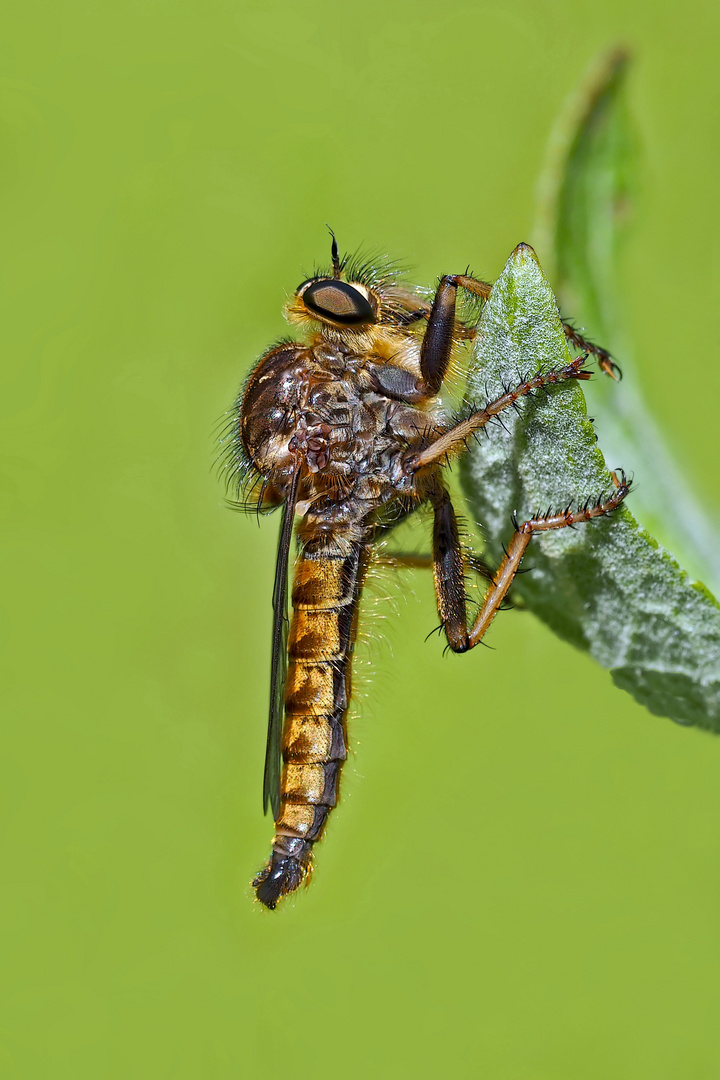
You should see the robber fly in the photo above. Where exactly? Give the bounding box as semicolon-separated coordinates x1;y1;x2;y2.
221;233;629;910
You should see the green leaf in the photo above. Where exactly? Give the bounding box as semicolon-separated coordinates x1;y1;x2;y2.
535;48;635;336
533;48;720;591
460;243;720;729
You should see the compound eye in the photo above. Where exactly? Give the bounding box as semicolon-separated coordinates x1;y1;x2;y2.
301;280;375;325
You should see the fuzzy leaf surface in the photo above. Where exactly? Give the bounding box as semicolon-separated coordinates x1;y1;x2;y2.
460;244;720;729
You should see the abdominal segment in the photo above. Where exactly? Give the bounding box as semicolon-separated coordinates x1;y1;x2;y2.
252;534;366;908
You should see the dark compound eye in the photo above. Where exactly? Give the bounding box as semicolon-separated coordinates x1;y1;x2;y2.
301;279;375;325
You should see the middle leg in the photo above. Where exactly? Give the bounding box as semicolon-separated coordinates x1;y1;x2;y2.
403;355;591;475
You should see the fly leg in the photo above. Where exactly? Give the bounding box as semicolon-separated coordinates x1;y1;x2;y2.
419;274;491;394
563;323;621;381
430;484;473;651
419;268;619;391
430;472;631;651
425;481;502;650
403;356;591;474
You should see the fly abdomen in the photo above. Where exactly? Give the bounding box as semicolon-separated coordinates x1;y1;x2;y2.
252;537;366;909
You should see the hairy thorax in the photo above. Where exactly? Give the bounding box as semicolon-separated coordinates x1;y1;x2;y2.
240;338;440;527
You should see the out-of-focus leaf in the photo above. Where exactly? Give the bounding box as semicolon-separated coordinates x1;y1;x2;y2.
533;49;720;592
528;50;720;591
460;243;720;729
536;48;634;335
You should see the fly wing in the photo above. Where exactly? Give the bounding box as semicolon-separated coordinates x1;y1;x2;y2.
263;466;301;819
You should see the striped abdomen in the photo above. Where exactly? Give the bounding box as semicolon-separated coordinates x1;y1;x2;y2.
253;533;366;908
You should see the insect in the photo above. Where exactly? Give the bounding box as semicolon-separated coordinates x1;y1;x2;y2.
221;233;629;909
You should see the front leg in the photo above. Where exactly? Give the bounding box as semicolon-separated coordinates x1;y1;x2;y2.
563;322;622;380
419;274;492;394
419;271;620;394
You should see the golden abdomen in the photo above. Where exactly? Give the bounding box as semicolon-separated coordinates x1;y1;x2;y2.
253;537;367;906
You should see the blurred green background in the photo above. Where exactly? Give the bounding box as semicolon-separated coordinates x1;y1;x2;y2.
3;1;720;1077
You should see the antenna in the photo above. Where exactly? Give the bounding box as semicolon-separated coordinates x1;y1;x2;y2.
325;224;341;278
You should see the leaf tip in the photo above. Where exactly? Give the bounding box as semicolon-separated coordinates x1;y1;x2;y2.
511;241;539;264
604;44;632;78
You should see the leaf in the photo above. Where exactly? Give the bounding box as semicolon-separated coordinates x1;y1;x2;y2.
460;243;720;729
533;48;720;591
535;48;635;337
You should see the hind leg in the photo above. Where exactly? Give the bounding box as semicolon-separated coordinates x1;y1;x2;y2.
429;473;631;651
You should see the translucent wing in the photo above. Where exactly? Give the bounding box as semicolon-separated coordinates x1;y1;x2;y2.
263;466;301;818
